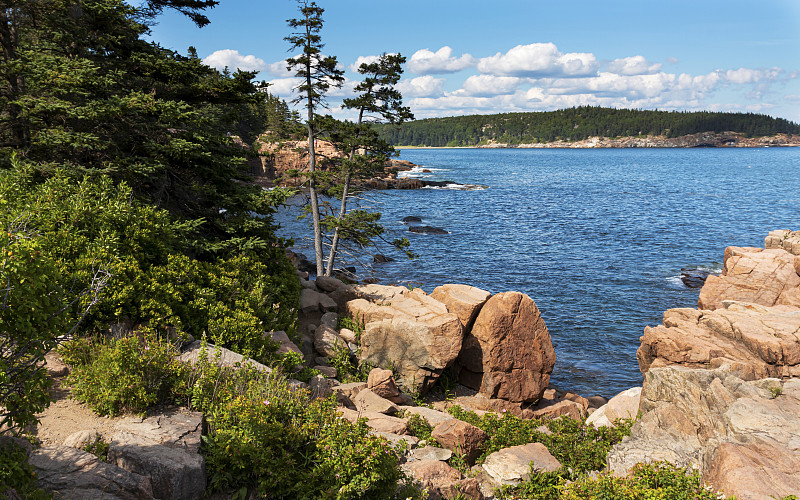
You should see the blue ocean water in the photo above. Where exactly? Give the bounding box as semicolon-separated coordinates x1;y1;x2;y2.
276;147;800;397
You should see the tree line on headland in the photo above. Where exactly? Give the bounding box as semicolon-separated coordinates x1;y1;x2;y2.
374;106;800;147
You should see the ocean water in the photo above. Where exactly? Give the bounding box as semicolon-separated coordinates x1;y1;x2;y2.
276;147;800;398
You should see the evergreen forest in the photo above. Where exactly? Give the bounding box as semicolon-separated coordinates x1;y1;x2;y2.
374;107;800;147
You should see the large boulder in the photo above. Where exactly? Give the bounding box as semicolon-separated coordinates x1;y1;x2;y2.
698;246;800;311
457;292;556;403
607;367;800;500
637;302;800;380
431;284;491;332
30;445;155;500
402;460;484;500
108;410;205;500
352;289;463;394
177;341;271;373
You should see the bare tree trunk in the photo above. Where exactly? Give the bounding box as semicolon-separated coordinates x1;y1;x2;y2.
306;72;324;276
324;109;364;276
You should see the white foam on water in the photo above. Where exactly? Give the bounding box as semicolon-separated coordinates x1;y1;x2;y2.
422;183;487;191
396;166;448;179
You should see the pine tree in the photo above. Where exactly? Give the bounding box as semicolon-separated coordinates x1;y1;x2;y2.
285;0;344;276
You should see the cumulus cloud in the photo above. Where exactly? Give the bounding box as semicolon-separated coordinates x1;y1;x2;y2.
267;59;294;77
606;56;662;76
458;75;521;97
265;78;301;97
476;43;598;78
407;46;476;75
397;76;446;98
349;55;381;73
723;67;785;84
203;49;266;72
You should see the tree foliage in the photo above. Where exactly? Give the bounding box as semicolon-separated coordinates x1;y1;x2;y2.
375;106;800;146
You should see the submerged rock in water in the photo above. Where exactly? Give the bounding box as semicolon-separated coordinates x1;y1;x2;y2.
402;216;423;224
680;268;712;288
409;225;448;235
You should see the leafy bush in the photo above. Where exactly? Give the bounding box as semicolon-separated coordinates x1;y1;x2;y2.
560;461;732;500
200;366;405;499
61;334;187;416
405;413;434;442
446;405;633;473
0;166;301;362
0;440;50;499
0;230;67;432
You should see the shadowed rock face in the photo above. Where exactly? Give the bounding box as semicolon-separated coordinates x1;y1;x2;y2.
607;367;800;500
457;292;556;403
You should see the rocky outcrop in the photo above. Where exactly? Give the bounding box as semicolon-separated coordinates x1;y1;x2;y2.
430;419;488;465
348;287;464;394
107;410;205;500
430;284;491;331
697;246;800;310
177;341;271;373
607;366;800;500
402;460;485;500
31;445;156;500
457;292;556;403
637;302;800;380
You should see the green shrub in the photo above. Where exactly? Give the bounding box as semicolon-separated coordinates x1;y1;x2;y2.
446;405;633;473
201;367;405;499
61;333;187;416
405;413;434;442
0;230;68;433
0;440;50;499
560;461;732;500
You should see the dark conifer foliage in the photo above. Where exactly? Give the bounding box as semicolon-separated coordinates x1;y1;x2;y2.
375;107;800;147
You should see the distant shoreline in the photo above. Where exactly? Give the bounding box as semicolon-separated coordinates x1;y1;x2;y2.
394;132;800;150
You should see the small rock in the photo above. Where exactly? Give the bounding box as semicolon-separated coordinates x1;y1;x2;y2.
399;406;455;427
367;368;401;400
300;279;318;291
370;431;419;450
402;216;423;223
353;389;400;415
319;312;338;329
411;446;453;462
586;387;641;428
313;324;347;357
44;352;70;378
314;365;337;378
482;443;561;486
63;430;101;449
533;400;584;420
316;275;346;292
308;375;336;399
363;412;409;435
338;327;357;343
431;419;488;465
265;330;302;357
373;254;394;263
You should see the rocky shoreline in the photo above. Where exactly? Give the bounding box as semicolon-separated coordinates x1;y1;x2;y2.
22;229;800;499
410;132;800;149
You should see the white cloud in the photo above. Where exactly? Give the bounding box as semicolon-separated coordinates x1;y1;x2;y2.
476;43;598;78
723;67;784;84
666;57;679;64
349;55;381;73
606;56;662;76
203;49;266;72
265;78;301;97
407;46;476;75
397;76;445;98
267;59;294;77
458;75;521;97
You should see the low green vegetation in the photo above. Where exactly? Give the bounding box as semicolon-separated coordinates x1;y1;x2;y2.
447;405;634;470
0;441;50;499
375;106;800;146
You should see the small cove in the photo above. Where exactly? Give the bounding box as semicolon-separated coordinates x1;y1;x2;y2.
276;147;800;397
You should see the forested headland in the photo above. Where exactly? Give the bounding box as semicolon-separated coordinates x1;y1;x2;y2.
374;107;800;147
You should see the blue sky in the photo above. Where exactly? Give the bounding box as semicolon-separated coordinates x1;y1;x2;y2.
148;0;800;122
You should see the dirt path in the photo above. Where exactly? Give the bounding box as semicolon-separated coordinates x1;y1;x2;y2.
33;355;120;446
